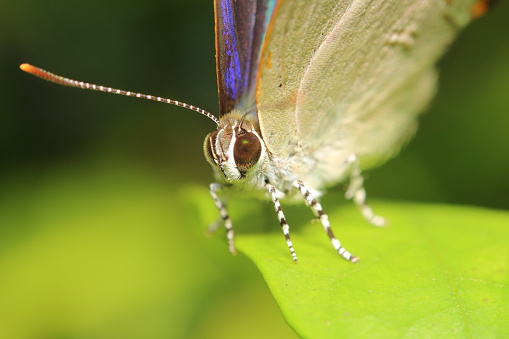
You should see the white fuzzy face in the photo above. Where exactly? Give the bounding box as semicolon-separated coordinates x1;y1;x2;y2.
204;111;268;186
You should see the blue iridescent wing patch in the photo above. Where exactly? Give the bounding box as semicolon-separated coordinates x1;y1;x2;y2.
214;0;276;116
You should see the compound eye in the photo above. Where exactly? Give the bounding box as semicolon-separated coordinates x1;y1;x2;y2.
203;130;218;166
233;132;261;171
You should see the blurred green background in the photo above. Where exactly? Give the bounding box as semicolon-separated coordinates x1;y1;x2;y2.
1;1;508;338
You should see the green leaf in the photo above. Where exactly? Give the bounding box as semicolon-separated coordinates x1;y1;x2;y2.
0;167;298;339
229;200;509;338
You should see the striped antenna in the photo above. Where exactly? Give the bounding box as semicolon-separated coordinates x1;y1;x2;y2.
19;63;220;125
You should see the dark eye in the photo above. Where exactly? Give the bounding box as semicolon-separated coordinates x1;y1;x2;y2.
203;130;218;166
233;132;261;171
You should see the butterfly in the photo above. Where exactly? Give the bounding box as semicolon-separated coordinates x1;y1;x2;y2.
21;0;493;262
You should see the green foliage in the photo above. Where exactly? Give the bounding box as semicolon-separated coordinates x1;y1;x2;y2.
1;167;507;338
0;166;297;339
233;201;509;338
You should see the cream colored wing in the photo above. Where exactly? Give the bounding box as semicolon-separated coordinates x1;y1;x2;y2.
256;0;477;174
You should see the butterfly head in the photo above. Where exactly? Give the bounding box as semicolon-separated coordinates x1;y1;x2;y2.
204;111;266;183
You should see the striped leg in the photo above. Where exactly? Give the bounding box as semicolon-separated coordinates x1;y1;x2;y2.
293;180;359;263
209;183;236;255
266;183;298;261
344;155;386;227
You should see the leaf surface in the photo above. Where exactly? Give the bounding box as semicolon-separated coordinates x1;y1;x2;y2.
233;201;509;338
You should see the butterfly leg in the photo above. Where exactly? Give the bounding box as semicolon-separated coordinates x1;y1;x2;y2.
266;182;298;261
209;183;236;255
206;217;223;235
292;180;359;263
345;155;386;227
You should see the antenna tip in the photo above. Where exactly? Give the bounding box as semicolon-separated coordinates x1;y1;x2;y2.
20;63;35;73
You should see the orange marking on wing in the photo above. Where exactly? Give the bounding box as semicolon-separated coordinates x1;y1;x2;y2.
471;0;497;18
265;50;273;70
256;0;283;102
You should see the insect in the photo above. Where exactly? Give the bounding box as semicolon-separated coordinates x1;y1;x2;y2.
21;0;490;262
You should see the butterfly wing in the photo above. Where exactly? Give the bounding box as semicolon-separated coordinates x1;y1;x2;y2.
214;0;276;115
256;0;477;187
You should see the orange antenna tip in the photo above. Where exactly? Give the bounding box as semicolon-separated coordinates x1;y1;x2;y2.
20;63;33;72
20;63;45;79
